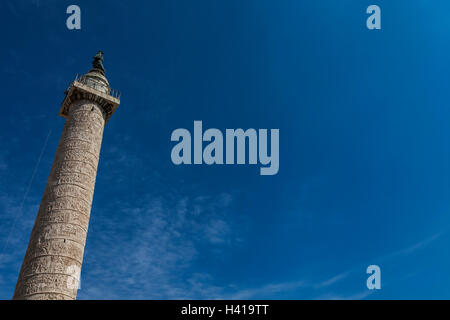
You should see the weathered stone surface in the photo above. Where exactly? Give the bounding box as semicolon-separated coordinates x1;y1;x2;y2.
14;273;78;299
21;255;81;278
23;238;84;263
37;208;90;230
43;182;94;201
13;99;106;300
21;293;74;300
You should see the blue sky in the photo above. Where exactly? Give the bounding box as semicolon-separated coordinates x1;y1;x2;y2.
1;0;450;299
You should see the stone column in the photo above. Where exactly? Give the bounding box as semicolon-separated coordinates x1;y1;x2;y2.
13;62;120;300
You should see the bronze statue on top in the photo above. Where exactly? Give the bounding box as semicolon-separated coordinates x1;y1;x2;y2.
92;51;105;73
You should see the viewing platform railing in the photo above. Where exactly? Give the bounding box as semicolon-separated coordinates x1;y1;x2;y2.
70;74;121;100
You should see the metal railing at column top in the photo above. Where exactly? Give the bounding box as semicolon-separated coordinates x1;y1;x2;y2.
72;74;121;100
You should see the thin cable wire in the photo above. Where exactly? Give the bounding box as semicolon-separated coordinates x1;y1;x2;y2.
0;129;52;258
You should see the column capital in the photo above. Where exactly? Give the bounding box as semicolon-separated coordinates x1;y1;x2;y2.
60;70;120;122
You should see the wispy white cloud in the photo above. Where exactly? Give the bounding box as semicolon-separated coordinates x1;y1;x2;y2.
387;232;442;258
225;281;307;300
78;192;239;299
0;192;40;298
313;232;445;300
318;290;373;300
314;271;351;289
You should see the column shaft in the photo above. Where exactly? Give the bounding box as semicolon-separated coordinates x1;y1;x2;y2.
13;100;105;300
